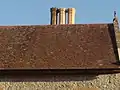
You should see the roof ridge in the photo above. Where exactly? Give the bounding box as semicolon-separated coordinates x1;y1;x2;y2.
0;23;113;27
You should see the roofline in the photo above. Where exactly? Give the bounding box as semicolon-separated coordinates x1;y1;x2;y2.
0;23;113;27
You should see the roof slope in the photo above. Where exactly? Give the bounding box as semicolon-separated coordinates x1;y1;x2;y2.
0;24;119;69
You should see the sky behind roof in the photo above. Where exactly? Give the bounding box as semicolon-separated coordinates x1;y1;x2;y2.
0;0;119;25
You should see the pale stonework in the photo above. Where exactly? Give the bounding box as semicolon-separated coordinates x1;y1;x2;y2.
59;8;66;24
50;8;57;25
118;48;120;60
68;8;76;24
1;73;120;90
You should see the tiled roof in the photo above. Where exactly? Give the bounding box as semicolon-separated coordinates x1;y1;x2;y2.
0;24;119;70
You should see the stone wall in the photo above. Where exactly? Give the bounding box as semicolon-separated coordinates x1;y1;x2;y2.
0;73;120;90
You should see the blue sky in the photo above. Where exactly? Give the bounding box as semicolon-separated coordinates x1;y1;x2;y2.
0;0;119;25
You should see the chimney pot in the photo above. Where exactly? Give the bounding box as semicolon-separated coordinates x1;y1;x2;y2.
50;7;58;25
59;8;66;24
68;8;76;24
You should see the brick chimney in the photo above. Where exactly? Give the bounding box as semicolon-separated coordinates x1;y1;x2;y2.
50;7;58;25
67;8;76;24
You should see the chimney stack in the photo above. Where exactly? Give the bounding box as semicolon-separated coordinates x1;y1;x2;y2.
50;7;76;25
50;7;58;25
68;8;76;24
59;8;66;24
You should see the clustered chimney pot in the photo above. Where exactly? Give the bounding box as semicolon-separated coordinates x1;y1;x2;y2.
59;8;66;24
50;7;58;25
50;7;76;25
68;8;76;24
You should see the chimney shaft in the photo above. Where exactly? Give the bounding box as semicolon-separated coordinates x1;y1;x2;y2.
59;8;66;24
68;8;76;24
50;8;58;25
50;7;76;25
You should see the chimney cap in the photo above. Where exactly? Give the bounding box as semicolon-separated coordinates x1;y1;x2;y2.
50;7;58;12
68;8;76;10
58;8;66;11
